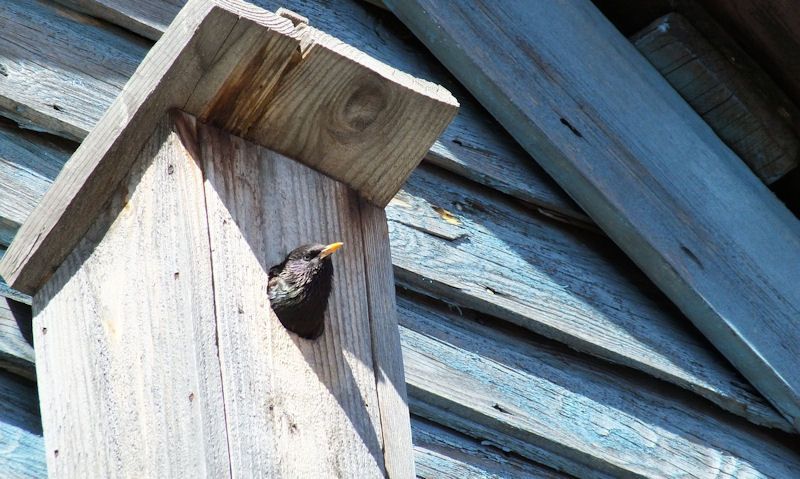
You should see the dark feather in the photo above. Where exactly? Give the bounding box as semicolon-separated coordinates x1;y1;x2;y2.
267;243;337;339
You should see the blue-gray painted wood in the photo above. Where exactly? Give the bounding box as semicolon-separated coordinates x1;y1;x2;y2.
0;294;34;380
0;0;149;141
389;165;789;431
13;0;587;224
0;370;45;478
398;293;800;478
411;417;569;479
384;0;800;430
0;121;71;247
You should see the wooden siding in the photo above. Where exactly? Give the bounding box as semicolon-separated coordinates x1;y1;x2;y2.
0;0;798;477
385;0;800;429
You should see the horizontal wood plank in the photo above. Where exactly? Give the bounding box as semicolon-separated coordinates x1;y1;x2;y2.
398;293;800;478
0;0;149;141
411;417;569;479
385;0;800;429
0;295;34;380
0;120;72;246
389;165;790;431
0;370;45;478
18;0;587;223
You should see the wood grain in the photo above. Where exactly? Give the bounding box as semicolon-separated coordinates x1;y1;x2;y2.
0;370;45;479
0;0;149;141
0;0;457;293
242;25;458;207
198;117;388;477
53;0;183;40
399;294;800;478
390;165;790;431
32;115;230;478
0;120;71;246
0;0;300;294
26;0;587;222
633;13;799;183
385;0;800;429
0;295;34;380
411;417;569;479
360;200;415;478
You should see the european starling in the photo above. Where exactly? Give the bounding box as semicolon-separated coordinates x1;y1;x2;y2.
267;242;343;339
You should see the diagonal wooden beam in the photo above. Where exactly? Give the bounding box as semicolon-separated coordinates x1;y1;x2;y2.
384;0;800;429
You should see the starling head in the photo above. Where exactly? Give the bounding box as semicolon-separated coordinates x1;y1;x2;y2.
267;242;343;339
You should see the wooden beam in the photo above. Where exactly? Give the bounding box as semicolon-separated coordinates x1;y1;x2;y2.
399;294;800;478
0;295;34;380
389;165;789;431
632;13;799;183
0;0;456;295
385;0;800;429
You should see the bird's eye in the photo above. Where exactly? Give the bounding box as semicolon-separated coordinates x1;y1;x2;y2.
303;252;315;261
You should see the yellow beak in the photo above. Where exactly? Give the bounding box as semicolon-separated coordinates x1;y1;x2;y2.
319;242;344;259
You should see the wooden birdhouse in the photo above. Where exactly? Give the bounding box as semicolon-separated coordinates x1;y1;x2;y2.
0;1;457;477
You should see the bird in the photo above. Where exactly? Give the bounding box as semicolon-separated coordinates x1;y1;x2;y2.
267;242;343;339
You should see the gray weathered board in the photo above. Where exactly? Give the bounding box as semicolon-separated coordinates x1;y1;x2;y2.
399;294;800;478
389;165;789;430
0;369;44;479
633;13;799;183
385;0;800;429
4;0;586;224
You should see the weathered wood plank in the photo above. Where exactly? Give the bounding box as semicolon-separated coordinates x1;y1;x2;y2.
0;370;45;479
633;13;799;183
52;0;183;41
360;201;415;477
24;0;587;222
32;115;230;478
198;116;387;477
0;120;72;246
0;0;149;141
390;164;790;431
385;0;800;429
411;417;569;479
0;0;301;294
0;295;34;380
398;293;800;478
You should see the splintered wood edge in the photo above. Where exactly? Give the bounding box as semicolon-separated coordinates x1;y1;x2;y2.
0;0;457;294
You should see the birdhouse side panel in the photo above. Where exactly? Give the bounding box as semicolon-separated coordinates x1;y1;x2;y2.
31;115;231;479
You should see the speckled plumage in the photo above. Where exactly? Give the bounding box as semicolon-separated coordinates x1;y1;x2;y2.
268;243;340;339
